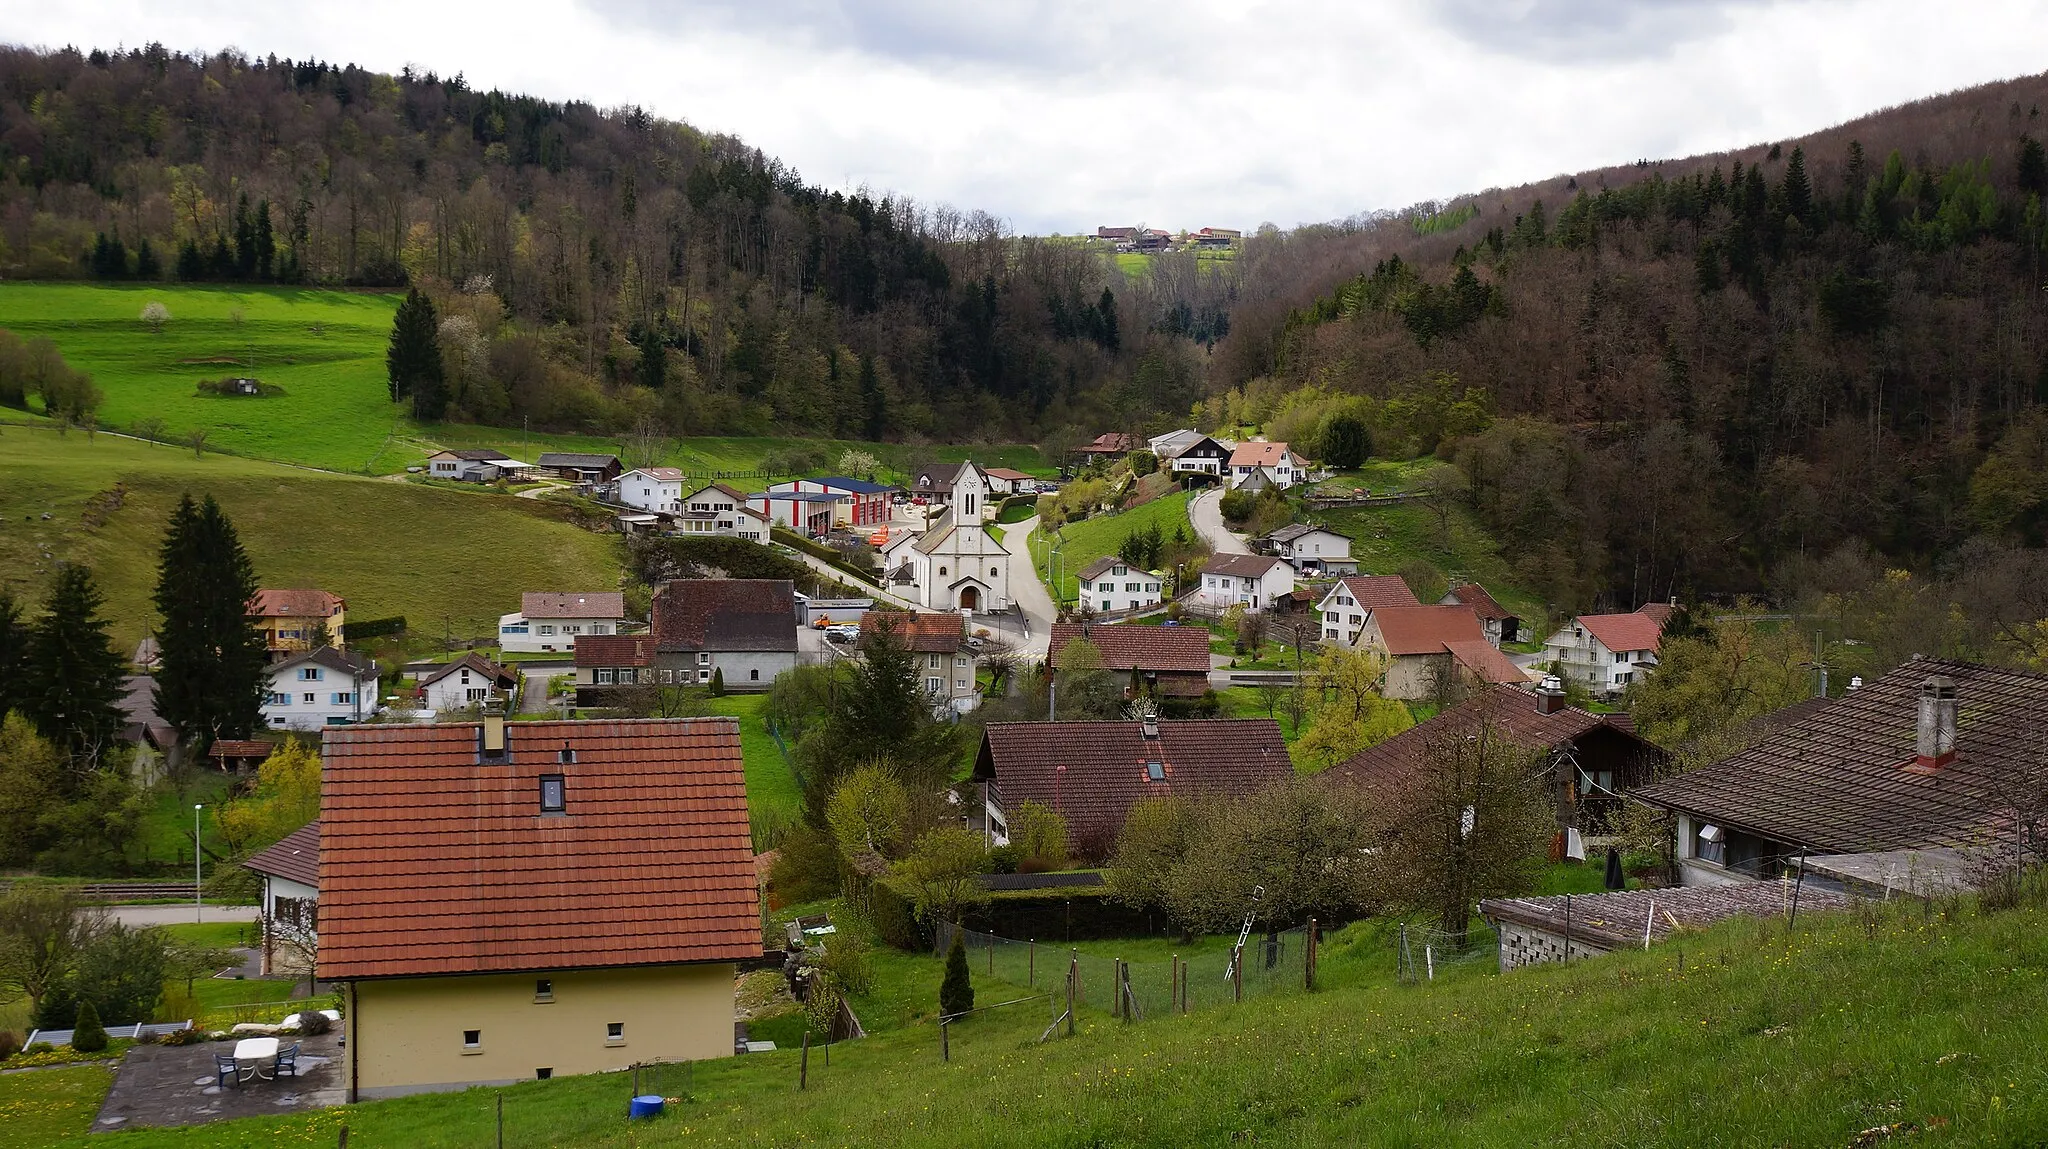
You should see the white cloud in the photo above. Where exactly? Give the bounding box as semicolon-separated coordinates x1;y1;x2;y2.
8;0;2048;233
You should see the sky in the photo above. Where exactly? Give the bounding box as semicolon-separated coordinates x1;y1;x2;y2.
7;0;2048;233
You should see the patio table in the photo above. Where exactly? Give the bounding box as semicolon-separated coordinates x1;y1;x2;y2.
232;1036;280;1082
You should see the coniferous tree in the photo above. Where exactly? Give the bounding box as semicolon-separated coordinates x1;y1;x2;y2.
635;329;666;389
1097;289;1120;352
939;931;973;1018
2021;135;2048;198
254;200;276;280
153;495;267;749
174;239;203;282
1780;147;1813;223
133;238;160;280
24;565;127;764
0;590;28;718
69;998;107;1053
857;353;886;440
386;287;446;415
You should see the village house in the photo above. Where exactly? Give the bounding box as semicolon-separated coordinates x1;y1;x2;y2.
981;468;1039;497
1147;428;1203;458
571;634;653;705
973;715;1290;858
117;672;179;780
881;508;1012;613
1256;523;1356;576
1316;575;1422;647
1356;604;1528;700
863;611;979;707
615;467;688;515
262;646;378;731
426;448;528;483
535;452;622;485
767;476;893;527
671;483;770;543
1047;621;1213;701
1074;433;1134;464
416;652;520;714
1165;435;1232;480
1326;679;1666;848
1195;553;1293;611
648;579;799;690
746;488;848;536
1441;583;1520;647
498;592;629;654
249;588;347;660
1226;441;1302;490
1480;882;1849;971
1543;604;1672;698
318;715;759;1100
1634;659;2042;895
1075;556;1165;614
244;821;320;977
910;461;990;519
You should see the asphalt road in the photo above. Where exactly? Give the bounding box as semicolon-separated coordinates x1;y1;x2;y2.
999;516;1058;662
1189;488;1251;555
106;904;261;927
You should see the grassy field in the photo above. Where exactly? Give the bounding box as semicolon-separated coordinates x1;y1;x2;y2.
699;693;802;845
0;283;1054;480
0;1066;116;1148
1317;499;1544;629
1029;490;1196;605
0;426;624;651
24;892;2048;1146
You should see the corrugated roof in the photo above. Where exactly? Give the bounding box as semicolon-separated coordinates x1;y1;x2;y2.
521;592;626;620
982;468;1034;482
1447;583;1516;621
651;579;797;653
1047;622;1212;674
1370;605;1486;656
811;475;894;494
249;589;343;618
1633;658;2048;852
1577;612;1665;655
317;719;759;980
244;820;321;887
1328;576;1421;611
978;719;1290;849
536;452;619;468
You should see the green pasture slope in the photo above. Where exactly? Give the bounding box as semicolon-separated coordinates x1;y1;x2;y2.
0;426;622;651
1028;489;1196;604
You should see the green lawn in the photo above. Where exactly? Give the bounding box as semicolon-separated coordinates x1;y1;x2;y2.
157;922;255;950
1029;490;1196;605
0;1065;116;1148
28;893;2048;1146
700;694;801;845
0;426;624;651
1317;496;1545;629
1214;686;1309;741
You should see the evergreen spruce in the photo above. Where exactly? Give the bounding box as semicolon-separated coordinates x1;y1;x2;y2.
69;998;107;1053
709;667;726;697
207;234;234;279
1780;147;1813;223
1097;289;1120;351
939;931;974;1018
134;238;160;280
857;353;886;440
25;565;128;764
1321;414;1370;469
254;199;276;280
636;329;667;389
0;590;28;718
2020;135;2048;198
174;239;204;281
153;495;267;749
386;287;447;417
233;192;256;279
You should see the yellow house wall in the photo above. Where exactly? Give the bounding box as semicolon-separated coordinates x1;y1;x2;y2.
349;962;734;1099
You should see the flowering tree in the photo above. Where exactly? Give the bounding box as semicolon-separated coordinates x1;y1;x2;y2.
139;301;170;333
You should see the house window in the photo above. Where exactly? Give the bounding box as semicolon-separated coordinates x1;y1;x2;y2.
540;774;566;814
1147;761;1164;781
502;623;529;635
467;688;488;702
991;566;1000;578
698;652;711;666
698;669;712;683
299;668;322;682
331;692;353;705
596;668;615;685
750;668;760;681
939;566;948;577
956;657;969;668
1695;823;1726;865
537;1068;552;1080
301;692;317;704
606;1022;625;1045
565;624;583;635
591;623;610;635
956;678;968;689
927;676;943;693
534;979;554;1002
463;1030;482;1052
269;692;290;705
538;625;556;636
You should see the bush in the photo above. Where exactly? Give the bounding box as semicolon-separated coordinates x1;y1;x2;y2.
1218;489;1256;524
768;825;843;905
1128;450;1158;477
986;844;1024;874
297;1012;333;1036
157;1027;204;1047
939;932;974;1018
709;667;726;696
0;1031;18;1060
70;1001;107;1054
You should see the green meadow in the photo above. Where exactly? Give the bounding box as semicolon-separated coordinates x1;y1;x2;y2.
1029;490;1197;604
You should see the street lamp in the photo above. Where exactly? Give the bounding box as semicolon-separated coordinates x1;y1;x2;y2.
193;804;204;924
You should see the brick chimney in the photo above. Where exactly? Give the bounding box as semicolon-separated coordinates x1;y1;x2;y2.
1140;713;1160;740
1535;675;1567;716
1912;676;1957;772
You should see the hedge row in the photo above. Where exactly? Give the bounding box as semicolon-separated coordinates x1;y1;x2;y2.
340;616;406;640
864;877;1173;951
770;527;879;586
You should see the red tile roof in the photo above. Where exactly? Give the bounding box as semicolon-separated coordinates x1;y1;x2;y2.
318;718;759;980
1228;441;1292;468
861;611;963;654
976;719;1290;852
244;820;321;887
521;592;626;619
1445;639;1530;685
248;589;343;618
574;634;652;667
209;739;273;761
651;579;797;653
419;652;517;690
1078;433;1133;454
1047;622;1212;674
1635;601;1677;627
1577;611;1665;655
1370;605;1486;656
1446;583;1516;621
1328;576;1421;612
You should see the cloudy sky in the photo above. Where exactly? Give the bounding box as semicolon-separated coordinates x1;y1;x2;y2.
9;0;2048;232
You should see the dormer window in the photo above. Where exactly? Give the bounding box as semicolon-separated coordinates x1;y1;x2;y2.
1146;761;1164;781
540;774;566;814
558;746;575;764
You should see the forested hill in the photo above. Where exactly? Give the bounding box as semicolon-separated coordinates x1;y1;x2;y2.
1209;71;2048;612
0;44;1210;443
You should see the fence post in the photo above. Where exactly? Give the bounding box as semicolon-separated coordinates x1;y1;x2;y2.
1562;894;1573;964
1233;954;1243;1003
940;1018;949;1062
1399;922;1409;982
1306;918;1318;991
800;1031;810;1090
1425;944;1434;981
1029;939;1036;987
338;1127;348;1149
1066;966;1076;1037
496;1093;503;1149
1170;955;1178;1012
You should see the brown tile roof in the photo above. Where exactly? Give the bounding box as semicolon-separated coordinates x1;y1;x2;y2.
1635;601;1678;627
631;467;686;481
209;739;273;761
1205;553;1286;580
1447;583;1516;621
1370;605;1486;655
574;634;654;668
1480;882;1850;951
1330;576;1421;611
1445;639;1530;685
977;719;1290;850
1077;555;1122;581
1577;611;1665;655
521;591;626;619
1228;441;1291;467
1077;433;1133;454
536;452;619;469
651;579;797;653
249;589;343;618
317;718;759;980
983;468;1034;482
1633;658;2048;853
1048;623;1211;674
419;652;517;690
860;611;963;654
1325;683;1652;793
244;820;321;887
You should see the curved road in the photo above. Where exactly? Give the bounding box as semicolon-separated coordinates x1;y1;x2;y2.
1188;488;1251;555
1000;517;1059;662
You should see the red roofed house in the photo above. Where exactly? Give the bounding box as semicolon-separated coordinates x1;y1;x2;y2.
1439;582;1520;647
1226;441;1303;490
973;715;1290;858
1543;603;1674;698
572;634;654;705
319;715;758;1099
1358;605;1528;700
1195;553;1294;612
1075;556;1164;614
248;589;346;659
1047;621;1212;699
1315;575;1422;646
980;468;1040;497
861;611;978;705
245;820;321;977
1073;433;1134;463
498;592;630;654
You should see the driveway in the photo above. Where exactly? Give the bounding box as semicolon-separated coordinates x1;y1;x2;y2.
92;1032;345;1132
106;905;259;928
1189;488;1250;555
999;517;1058;662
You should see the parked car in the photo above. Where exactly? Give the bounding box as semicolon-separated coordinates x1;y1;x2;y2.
824;623;860;643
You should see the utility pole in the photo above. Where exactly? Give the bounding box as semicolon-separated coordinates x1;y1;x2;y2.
193;804;204;923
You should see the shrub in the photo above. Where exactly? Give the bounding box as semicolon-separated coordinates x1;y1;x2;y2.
768;826;843;905
0;1031;18;1060
1218;489;1256;524
939;932;974;1018
70;1000;107;1053
157;1027;204;1047
709;667;726;697
986;844;1024;874
298;1012;333;1036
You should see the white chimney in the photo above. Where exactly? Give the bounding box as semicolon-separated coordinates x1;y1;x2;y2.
1536;674;1567;715
1913;676;1957;770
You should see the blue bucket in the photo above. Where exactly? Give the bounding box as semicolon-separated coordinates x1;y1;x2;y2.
629;1095;665;1119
